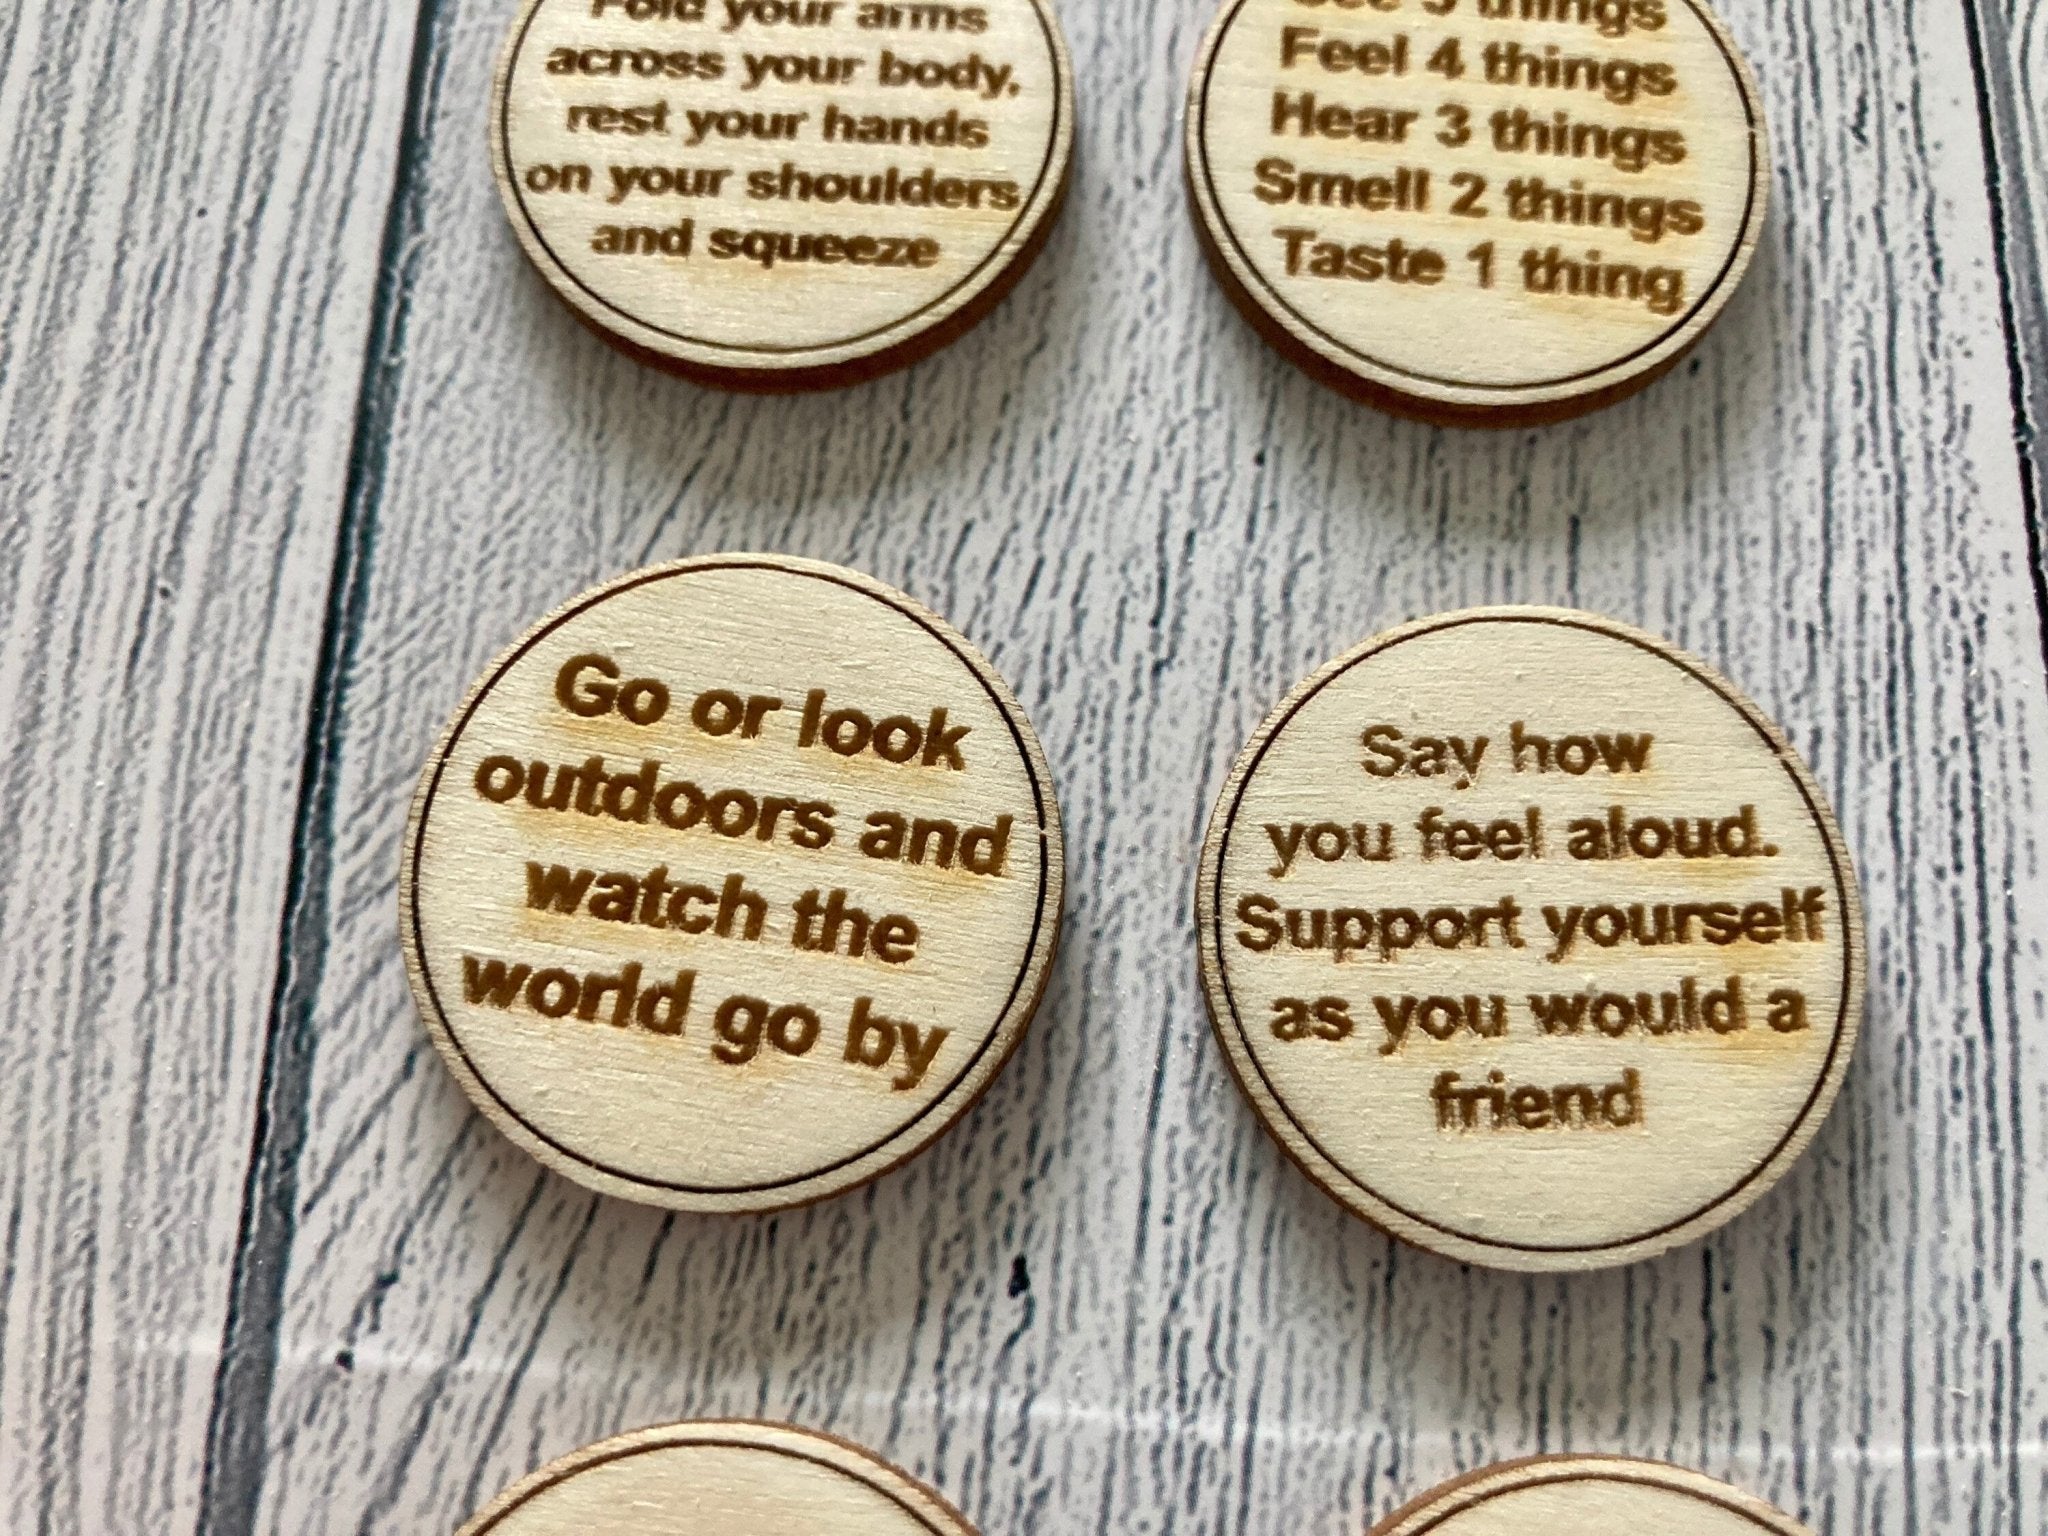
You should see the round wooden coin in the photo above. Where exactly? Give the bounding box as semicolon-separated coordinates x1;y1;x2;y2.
1184;0;1769;424
400;555;1063;1212
1196;608;1862;1271
1373;1456;1814;1536
489;0;1074;390
457;1420;980;1536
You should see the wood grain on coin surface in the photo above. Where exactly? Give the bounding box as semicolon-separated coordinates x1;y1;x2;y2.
400;556;1063;1212
457;1420;980;1536
1373;1456;1814;1536
1197;608;1862;1270
1185;0;1768;422
491;0;1073;388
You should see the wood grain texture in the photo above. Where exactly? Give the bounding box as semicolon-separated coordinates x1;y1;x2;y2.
226;0;2048;1529
0;1;421;1532
1;0;2046;1533
1986;0;2048;337
456;1419;981;1535
1370;1455;1813;1536
1184;0;1769;424
489;0;1075;389
1973;0;2048;607
1195;607;1863;1271
400;556;1063;1212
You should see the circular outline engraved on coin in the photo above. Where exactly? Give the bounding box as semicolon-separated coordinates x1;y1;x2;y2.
1195;607;1863;1270
458;1420;981;1536
400;554;1064;1213
490;0;1075;390
1372;1456;1815;1536
1183;0;1769;423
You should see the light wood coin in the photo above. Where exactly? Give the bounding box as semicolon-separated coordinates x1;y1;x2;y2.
1184;0;1769;424
457;1420;980;1536
1196;607;1863;1271
1373;1456;1815;1536
400;555;1063;1212
489;0;1074;390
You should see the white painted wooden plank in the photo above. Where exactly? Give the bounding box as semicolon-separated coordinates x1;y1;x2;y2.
1995;0;2048;333
0;2;422;1530
1972;0;2048;565
1941;12;2046;1513
2002;0;2048;565
2004;0;2047;283
220;0;2048;1531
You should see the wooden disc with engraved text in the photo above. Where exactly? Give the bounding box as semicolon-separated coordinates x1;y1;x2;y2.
490;0;1074;389
401;555;1063;1212
457;1420;981;1536
1184;0;1769;423
1196;608;1862;1271
1372;1456;1815;1536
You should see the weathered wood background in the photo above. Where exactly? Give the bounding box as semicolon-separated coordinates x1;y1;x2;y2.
2;0;2043;1531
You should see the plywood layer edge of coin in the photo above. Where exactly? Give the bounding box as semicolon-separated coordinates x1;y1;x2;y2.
457;1419;982;1536
1196;606;1864;1271
399;554;1064;1213
1371;1456;1817;1536
1184;0;1770;424
491;0;1075;390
